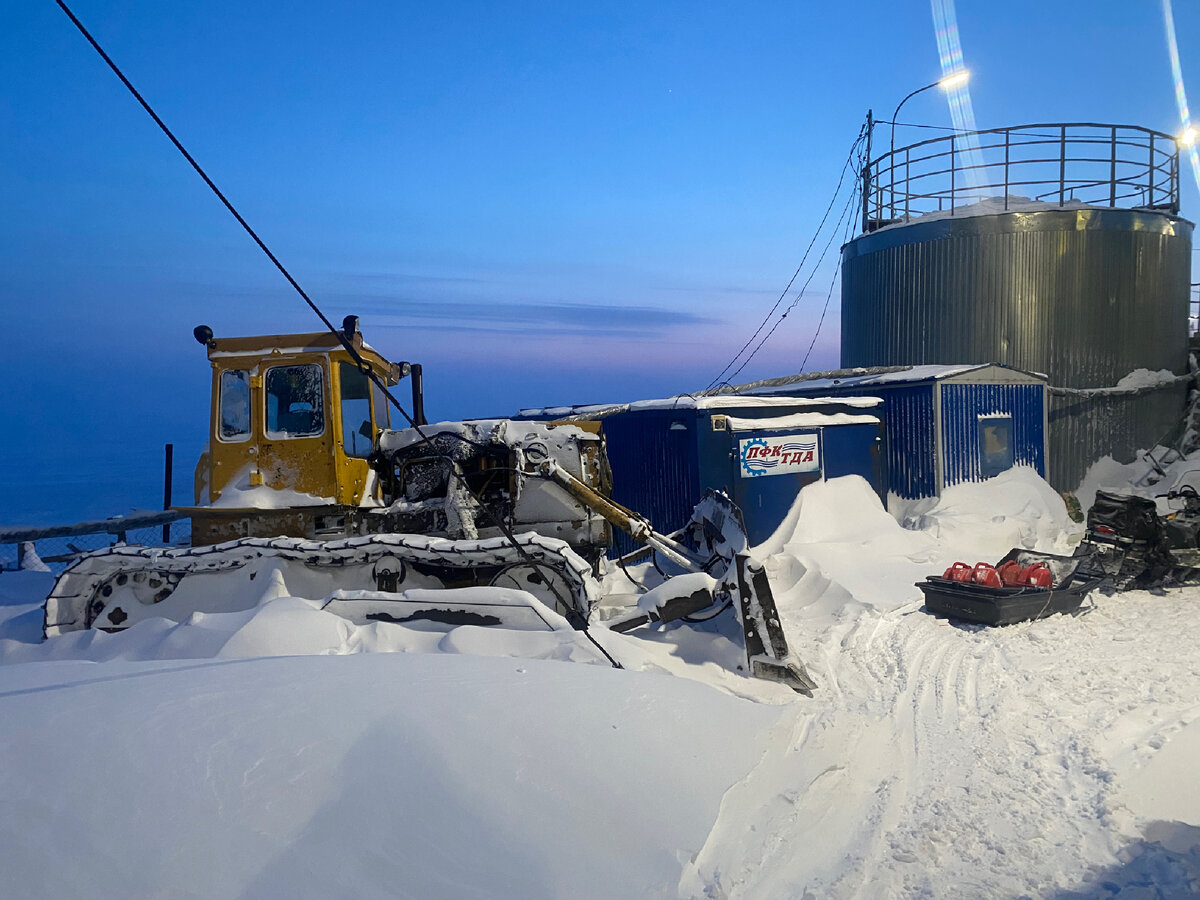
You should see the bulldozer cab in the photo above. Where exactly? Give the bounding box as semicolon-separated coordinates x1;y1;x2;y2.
192;323;403;513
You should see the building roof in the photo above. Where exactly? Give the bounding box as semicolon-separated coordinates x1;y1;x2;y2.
517;394;880;420
740;363;1047;396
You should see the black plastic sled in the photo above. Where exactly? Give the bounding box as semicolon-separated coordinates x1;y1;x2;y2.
917;549;1103;627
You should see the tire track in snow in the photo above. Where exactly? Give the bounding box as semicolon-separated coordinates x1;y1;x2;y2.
683;581;1200;898
850;615;994;895
684;602;1124;898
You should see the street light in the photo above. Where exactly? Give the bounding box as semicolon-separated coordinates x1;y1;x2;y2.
889;70;971;161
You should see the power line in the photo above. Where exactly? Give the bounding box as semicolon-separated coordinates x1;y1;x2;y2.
52;0;622;666
722;169;861;386
702;126;867;394
800;174;862;372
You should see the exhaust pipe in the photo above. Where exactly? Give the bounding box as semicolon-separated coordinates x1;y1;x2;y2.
410;363;426;426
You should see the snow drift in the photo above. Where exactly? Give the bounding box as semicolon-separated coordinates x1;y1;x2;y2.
2;470;1199;898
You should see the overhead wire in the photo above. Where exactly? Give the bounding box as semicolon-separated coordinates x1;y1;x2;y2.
52;0;623;667
705;112;1168;392
800;170;863;372
722;164;862;386
701;125;868;394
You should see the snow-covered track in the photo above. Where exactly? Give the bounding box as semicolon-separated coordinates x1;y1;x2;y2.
44;532;598;636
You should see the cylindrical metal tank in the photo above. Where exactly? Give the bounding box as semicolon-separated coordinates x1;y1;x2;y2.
841;207;1194;488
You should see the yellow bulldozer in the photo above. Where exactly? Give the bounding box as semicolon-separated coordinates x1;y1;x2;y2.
182;316;611;556
43;319;815;694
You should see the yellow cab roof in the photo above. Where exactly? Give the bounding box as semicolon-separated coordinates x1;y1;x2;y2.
205;330;401;383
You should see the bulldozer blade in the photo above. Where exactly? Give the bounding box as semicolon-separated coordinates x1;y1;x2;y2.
750;657;817;697
732;553;817;696
687;490;750;577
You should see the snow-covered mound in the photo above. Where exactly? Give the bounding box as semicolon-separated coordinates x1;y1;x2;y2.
4;592;612;667
0;652;781;899
757;468;1077;627
2;470;1199;897
905;464;1080;557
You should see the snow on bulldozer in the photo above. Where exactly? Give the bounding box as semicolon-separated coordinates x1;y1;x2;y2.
43;319;815;694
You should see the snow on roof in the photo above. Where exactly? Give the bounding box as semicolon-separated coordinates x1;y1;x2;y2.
725;412;880;431
1050;367;1188;398
518;394;880;419
871;195;1102;234
743;364;1044;395
206;331;390;366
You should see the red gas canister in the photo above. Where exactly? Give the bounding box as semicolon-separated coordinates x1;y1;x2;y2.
972;562;1002;588
943;562;973;582
1022;564;1053;589
997;560;1024;587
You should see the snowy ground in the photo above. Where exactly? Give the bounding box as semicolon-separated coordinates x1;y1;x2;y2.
2;467;1199;898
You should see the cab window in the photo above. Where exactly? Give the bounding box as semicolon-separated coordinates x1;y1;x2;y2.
371;377;390;430
339;362;373;458
218;369;251;442
266;364;325;438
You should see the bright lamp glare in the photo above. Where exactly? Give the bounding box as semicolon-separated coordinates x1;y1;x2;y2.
1180;126;1198;147
939;70;970;90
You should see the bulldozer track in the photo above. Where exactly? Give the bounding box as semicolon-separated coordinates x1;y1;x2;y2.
44;532;598;636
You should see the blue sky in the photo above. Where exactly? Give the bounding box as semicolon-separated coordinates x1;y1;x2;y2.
1;0;1197;524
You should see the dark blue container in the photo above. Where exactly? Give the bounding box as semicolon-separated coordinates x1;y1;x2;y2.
744;364;1048;501
517;398;883;552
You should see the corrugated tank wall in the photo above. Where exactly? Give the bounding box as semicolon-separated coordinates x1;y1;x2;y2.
841;208;1193;489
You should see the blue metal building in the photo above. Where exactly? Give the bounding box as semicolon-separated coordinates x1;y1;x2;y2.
516;396;883;550
742;364;1048;501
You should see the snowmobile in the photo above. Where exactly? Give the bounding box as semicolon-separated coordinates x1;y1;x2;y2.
1155;483;1200;550
1071;489;1200;591
43;320;816;694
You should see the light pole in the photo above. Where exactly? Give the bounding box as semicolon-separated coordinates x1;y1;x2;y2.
888;70;969;164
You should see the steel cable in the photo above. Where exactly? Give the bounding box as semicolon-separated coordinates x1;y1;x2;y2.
799;171;863;372
53;0;622;667
702;125;868;394
717;163;862;388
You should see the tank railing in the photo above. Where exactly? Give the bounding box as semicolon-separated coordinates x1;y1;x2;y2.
871;127;1179;221
863;123;1181;232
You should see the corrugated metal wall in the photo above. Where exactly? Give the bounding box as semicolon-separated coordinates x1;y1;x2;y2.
841;208;1193;488
1048;389;1184;477
602;410;702;557
728;422;883;544
877;386;937;499
939;383;1046;487
601;408;884;555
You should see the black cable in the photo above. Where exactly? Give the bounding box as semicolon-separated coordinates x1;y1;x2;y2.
54;0;622;668
702;125;867;394
799;166;863;371
702;125;864;392
721;168;861;385
681;598;733;624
